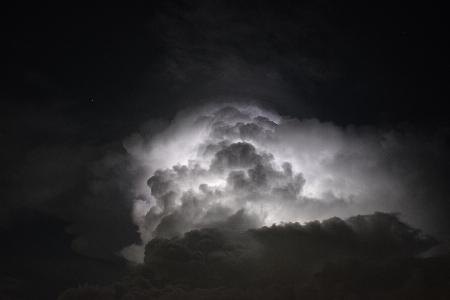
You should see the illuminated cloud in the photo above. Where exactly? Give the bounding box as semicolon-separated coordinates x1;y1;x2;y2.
120;103;450;263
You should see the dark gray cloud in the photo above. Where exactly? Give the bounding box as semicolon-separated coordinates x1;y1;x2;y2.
1;126;154;260
5;142;142;259
140;0;348;118
151;1;340;82
57;212;447;300
138;212;437;289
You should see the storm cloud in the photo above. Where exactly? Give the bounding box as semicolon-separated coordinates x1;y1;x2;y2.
119;103;450;263
3;1;449;299
141;212;437;287
3;102;448;265
58;212;447;300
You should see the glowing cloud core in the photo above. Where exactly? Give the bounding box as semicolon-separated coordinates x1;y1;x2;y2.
120;103;445;263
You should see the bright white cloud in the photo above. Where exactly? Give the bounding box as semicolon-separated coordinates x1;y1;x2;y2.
120;103;449;263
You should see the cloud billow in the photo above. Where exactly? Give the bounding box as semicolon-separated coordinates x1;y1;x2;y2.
55;102;450;299
58;214;446;300
139;212;437;288
121;103;450;263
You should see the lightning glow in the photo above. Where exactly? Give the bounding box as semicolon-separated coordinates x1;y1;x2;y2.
120;103;446;263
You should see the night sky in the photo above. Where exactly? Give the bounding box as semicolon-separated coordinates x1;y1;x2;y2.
1;1;450;299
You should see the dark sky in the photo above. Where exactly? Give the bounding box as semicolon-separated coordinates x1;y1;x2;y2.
1;1;449;299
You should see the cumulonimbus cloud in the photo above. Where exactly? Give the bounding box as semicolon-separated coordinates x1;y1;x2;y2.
120;103;450;263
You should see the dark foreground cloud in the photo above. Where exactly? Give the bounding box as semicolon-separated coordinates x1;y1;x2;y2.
140;212;437;288
57;212;450;300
